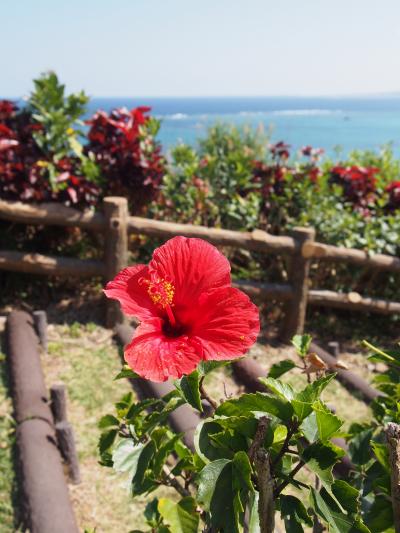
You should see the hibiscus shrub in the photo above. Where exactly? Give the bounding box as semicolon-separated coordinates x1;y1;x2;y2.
99;237;381;532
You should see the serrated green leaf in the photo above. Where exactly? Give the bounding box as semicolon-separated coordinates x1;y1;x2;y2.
267;359;296;379
259;377;295;401
175;371;203;412
158;497;199;533
292;334;312;357
310;488;371;533
114;366;140;380
365;495;393;532
198;360;231;375
232;451;253;492
98;429;118;454
371;441;390;472
216;392;293;422
280;494;312;532
98;414;120;429
296;374;336;403
331;480;360;515
312;401;343;440
302;442;345;493
349;428;373;466
112;439;156;495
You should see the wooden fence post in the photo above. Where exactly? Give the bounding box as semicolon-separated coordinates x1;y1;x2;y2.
103;197;128;328
281;226;315;343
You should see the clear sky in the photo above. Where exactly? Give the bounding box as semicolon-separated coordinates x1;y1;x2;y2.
2;0;400;98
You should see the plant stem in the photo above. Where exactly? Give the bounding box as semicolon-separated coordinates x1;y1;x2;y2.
162;465;190;498
385;422;400;533
255;449;275;533
274;460;305;497
199;376;218;411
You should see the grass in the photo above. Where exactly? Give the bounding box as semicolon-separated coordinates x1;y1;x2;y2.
42;321;175;532
0;349;19;532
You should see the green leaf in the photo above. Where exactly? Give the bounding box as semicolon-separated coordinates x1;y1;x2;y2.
232;451;253;492
268;359;296;379
98;429;117;454
279;494;312;532
98;414;120;429
371;441;390;471
153;434;183;477
114;365;140;380
216;392;293;422
365;495;393;532
198;360;231;375
158;497;199;533
312;401;343;440
296;374;336;403
310;488;371;533
302;442;345;493
349;428;373;466
331;480;360;514
292;334;312;357
112;439;156;495
197;459;241;532
259;377;295;401
175;370;203;412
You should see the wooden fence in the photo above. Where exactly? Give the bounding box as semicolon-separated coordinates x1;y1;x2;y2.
1;197;399;338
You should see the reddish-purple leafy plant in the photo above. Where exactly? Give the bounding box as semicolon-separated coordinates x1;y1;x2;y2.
330;165;379;209
0;100;99;207
385;181;400;211
85;106;165;213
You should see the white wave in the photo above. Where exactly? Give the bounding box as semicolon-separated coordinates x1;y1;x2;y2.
272;109;343;116
168;113;189;120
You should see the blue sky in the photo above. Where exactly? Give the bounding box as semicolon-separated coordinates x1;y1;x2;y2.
2;0;400;97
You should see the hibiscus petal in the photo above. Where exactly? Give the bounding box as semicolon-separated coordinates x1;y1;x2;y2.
191;287;260;361
104;265;159;320
124;319;202;382
149;237;231;306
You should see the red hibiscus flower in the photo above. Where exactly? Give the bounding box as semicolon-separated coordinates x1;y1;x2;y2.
104;237;260;382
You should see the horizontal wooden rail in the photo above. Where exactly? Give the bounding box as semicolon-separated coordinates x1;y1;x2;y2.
308;289;400;315
0;200;105;231
303;241;400;274
236;280;400;315
0;250;104;277
234;280;294;301
128;217;297;254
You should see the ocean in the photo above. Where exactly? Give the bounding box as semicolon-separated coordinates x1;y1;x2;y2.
88;96;400;157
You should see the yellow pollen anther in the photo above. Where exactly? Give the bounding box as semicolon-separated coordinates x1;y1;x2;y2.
240;335;245;340
144;277;174;308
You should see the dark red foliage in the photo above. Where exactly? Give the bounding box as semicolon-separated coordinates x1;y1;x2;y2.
330;165;378;208
269;141;290;160
85;106;165;213
0;100;99;208
385;181;400;211
252;161;286;204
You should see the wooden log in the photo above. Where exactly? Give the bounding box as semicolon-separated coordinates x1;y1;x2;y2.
127;217;297;255
55;421;81;485
0;250;104;277
50;383;68;424
0;199;105;231
385;422;400;533
281;227;316;343
104;197;129;328
302;240;400;274
33;310;48;352
233;280;294;301
308;290;400;315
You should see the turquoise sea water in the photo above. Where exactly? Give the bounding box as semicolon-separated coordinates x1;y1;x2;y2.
88;96;400;157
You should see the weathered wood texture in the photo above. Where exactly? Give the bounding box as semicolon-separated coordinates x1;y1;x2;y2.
302;240;400;273
104;197;129;327
33;310;48;352
0;250;104;277
0;199;105;230
50;383;68;424
128;217;297;254
281;227;316;342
